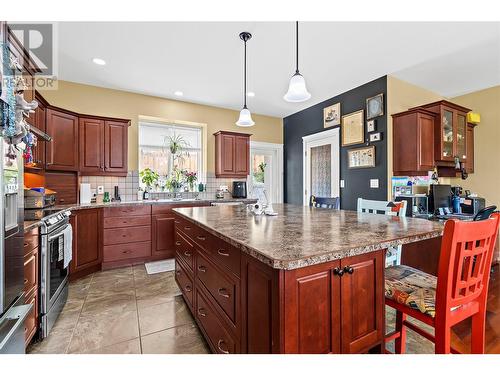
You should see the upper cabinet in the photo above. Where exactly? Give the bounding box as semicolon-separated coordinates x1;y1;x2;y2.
104;120;129;174
46;108;79;171
79;117;105;173
214;131;251;178
392;100;474;176
418;100;471;166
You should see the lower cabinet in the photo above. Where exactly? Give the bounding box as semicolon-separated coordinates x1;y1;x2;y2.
69;209;102;279
23;227;39;347
152;214;176;258
174;216;385;354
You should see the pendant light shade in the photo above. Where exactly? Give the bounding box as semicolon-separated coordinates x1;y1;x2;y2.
236;32;255;127
284;21;311;103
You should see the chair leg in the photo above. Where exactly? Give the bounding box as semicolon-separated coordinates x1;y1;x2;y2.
434;324;451;354
471;310;486;354
395;311;407;354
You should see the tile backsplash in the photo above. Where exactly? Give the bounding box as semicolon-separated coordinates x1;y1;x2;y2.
80;171;247;202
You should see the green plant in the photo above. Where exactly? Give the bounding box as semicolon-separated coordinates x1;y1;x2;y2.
253;162;266;183
166;167;184;191
140;168;159;190
165;134;189;157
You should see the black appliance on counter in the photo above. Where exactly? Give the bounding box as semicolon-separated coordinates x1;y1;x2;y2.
461;196;486;216
232;181;247;199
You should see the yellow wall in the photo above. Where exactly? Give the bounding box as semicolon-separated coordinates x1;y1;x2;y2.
449;86;500;207
386;76;443;196
40;80;283;172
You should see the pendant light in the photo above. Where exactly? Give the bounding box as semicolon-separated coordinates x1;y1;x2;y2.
236;32;255;127
284;21;311;103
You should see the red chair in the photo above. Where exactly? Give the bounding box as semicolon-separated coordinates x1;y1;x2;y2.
385;213;500;354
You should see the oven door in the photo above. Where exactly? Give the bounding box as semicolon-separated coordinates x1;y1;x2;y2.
41;223;70;314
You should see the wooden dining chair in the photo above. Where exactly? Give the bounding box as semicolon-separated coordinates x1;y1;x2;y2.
385;213;500;354
357;198;407;267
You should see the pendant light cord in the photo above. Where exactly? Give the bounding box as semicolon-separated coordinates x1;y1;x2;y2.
295;21;299;74
244;37;247;108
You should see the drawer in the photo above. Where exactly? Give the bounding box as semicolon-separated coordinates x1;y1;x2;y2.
175;261;194;309
175;232;195;271
196;251;237;323
103;215;151;229
206;237;240;277
103;241;151;262
24;290;38;346
23;229;39;255
175;216;211;252
153;202;210;215
103;205;151;218
23;251;38;295
103;225;151;245
196;288;237;354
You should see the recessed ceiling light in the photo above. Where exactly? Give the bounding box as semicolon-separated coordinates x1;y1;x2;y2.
174;91;183;97
247;92;255;97
92;58;106;66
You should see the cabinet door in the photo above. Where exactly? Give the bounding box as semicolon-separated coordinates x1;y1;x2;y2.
417;113;435;171
46;108;79;171
25;102;46;169
283;261;341;354
220;134;235;174
79;117;104;173
152;214;176;258
70;209;102;274
104;120;128;174
456;112;467;161
465;124;474;173
439;108;454;161
234;135;249;175
340;251;384;354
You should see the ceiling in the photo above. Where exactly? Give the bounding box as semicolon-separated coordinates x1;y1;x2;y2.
56;22;500;118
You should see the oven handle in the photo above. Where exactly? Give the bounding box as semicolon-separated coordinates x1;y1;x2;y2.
47;224;70;242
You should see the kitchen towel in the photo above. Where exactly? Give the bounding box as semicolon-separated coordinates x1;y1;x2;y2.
62;224;73;269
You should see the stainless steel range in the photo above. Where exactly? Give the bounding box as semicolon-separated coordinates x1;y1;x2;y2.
39;209;72;338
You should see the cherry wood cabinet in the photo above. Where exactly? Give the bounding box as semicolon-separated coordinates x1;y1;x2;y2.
104;120;128;174
174;216;384;354
392;108;436;176
23;227;39;347
45;171;78;205
465;123;475;174
79;117;105;173
46;108;79;171
214;131;251;178
69;209;102;279
152;215;176;258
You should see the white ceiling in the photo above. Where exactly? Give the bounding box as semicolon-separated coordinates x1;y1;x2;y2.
56;22;500;118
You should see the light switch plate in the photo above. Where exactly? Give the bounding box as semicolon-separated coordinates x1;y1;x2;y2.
340;180;345;188
370;179;379;188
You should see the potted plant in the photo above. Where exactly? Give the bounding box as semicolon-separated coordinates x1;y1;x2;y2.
139;168;159;198
166;167;184;193
184;171;198;191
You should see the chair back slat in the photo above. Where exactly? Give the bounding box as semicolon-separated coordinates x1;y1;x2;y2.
437;213;500;311
310;196;340;209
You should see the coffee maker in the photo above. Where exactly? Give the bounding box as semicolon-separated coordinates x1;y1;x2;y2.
232;181;247;198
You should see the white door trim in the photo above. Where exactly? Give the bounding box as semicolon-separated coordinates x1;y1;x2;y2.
302;128;340;206
249;141;284;203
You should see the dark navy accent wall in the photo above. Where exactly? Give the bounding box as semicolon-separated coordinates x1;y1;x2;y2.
283;76;388;210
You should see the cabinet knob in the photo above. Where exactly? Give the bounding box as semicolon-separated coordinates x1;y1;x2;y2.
217;339;230;354
197;308;207;317
343;266;354;275
217;249;229;257
184;251;192;257
333;267;344;277
184;226;191;231
175;241;181;246
197;265;207;273
196;235;206;241
185;285;192;292
217;288;230;298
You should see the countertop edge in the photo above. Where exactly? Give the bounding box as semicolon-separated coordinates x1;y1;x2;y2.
172;208;444;270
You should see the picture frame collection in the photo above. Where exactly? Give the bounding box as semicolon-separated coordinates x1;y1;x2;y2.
323;93;384;169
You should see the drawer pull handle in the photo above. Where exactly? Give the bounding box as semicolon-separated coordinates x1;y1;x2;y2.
122;234;127;238
217;339;229;354
197;265;206;273
197;308;207;317
122;250;131;254
24;242;29;247
175;221;180;224
184;251;192;257
24;278;28;285
196;235;206;241
217;288;230;298
176;270;181;276
217;249;229;257
175;241;181;246
185;285;192;292
184;226;191;231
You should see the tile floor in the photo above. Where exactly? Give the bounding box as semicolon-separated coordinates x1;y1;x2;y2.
27;265;210;354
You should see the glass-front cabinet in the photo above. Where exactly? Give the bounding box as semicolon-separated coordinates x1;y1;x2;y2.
421;100;471;164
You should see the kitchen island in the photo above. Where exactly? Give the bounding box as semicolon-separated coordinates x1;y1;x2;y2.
172;204;444;354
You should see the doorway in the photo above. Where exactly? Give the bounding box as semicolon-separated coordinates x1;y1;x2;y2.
302;128;340;206
249;141;283;204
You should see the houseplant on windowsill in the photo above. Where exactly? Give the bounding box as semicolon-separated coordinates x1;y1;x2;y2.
139;168;159;199
166;167;184;194
184;171;198;192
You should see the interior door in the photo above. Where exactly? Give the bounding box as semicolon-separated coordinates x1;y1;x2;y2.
249;144;283;204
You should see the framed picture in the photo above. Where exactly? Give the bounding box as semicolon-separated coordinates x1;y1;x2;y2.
348;146;375;169
369;132;382;142
323;102;340;128
341;110;364;146
366;93;384;119
367;119;376;132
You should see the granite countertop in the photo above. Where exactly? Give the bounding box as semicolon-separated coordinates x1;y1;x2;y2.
23;198;256;232
173;204;445;270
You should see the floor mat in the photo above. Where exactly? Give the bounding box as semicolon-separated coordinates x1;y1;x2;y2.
145;259;175;274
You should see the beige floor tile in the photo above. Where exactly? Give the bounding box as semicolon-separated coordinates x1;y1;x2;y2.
141;324;210;354
69;273;93;286
68;283;91;301
91;266;133;284
77;338;142;354
81;290;137;316
87;278;135;296
67;309;139;353
27;328;74;354
135;272;182;308
138;296;193;336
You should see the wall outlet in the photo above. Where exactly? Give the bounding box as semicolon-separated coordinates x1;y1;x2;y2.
97;185;104;194
370;179;379;188
340;180;345;188
219;185;229;192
